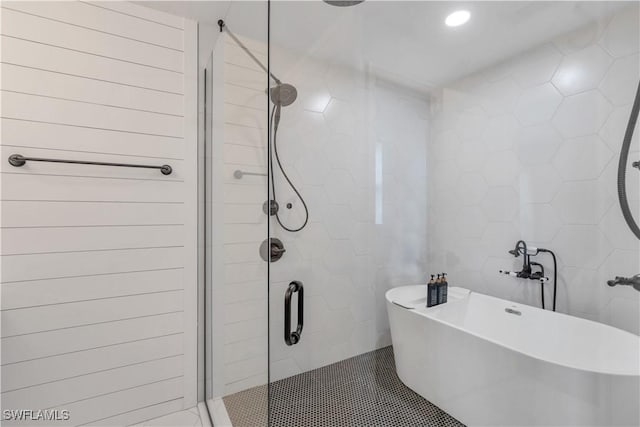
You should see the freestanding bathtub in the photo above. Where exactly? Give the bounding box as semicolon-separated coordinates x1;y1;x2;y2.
386;285;640;426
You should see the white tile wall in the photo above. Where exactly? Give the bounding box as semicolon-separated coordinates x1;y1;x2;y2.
209;33;430;396
428;4;640;334
208;3;639;402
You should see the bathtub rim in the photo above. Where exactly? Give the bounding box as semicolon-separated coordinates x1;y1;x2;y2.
386;285;640;378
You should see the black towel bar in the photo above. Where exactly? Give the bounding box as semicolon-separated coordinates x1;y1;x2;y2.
8;154;172;175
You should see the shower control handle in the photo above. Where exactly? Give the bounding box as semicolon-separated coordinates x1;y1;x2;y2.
607;275;640;292
260;238;285;262
271;246;286;256
284;281;304;346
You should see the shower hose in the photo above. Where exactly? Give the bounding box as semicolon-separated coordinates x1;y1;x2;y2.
269;107;309;232
618;80;640;240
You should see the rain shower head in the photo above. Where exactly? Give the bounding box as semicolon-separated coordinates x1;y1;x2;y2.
323;0;365;6
270;83;298;107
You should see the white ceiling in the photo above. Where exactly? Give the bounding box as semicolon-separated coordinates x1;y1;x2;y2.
139;1;632;88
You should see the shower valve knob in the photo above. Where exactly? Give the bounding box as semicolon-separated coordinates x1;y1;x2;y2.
263;200;279;216
271;246;286;256
260;238;286;262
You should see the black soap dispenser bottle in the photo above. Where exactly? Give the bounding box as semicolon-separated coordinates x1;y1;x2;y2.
438;272;448;304
427;274;439;307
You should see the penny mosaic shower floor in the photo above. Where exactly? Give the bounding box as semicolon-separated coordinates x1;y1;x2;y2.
223;346;464;426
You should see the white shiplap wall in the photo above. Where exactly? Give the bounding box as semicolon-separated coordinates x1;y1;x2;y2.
0;2;198;425
209;34;269;397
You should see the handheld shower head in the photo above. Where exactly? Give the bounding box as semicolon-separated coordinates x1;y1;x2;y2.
270;83;297;107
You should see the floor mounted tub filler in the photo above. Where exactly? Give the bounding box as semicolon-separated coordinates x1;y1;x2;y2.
385;286;640;426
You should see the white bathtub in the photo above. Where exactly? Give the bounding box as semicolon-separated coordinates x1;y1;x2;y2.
386;285;640;426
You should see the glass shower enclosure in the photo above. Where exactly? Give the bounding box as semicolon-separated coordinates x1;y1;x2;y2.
204;1;639;425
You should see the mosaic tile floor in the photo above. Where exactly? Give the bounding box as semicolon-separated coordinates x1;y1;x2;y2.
223;346;464;427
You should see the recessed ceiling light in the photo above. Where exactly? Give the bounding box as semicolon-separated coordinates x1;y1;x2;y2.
445;10;471;27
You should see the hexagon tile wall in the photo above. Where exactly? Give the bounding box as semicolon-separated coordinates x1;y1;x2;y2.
212;3;639;398
428;3;639;335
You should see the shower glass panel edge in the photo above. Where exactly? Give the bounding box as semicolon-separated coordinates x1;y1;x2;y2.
203;2;271;424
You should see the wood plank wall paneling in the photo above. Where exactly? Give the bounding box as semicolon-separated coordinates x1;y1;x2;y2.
0;2;197;425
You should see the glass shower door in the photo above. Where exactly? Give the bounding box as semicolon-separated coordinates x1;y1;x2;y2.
208;1;639;425
265;1;640;426
204;1;271;425
266;1;434;425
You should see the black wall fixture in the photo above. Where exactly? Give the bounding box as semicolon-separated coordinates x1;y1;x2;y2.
8;154;172;175
617;80;640;240
259;238;286;262
284;281;304;346
500;241;558;311
607;275;640;292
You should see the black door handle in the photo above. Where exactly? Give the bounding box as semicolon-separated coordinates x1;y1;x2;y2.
284;281;303;346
